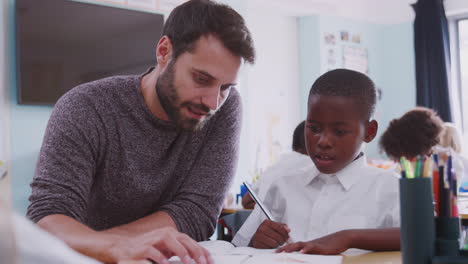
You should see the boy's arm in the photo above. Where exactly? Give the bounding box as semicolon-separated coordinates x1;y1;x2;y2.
344;228;400;251
277;228;400;255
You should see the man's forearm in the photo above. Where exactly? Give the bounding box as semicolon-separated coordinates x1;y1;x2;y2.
345;228;400;251
103;210;177;236
37;214;121;263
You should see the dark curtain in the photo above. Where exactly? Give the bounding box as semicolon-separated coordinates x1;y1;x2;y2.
413;0;452;122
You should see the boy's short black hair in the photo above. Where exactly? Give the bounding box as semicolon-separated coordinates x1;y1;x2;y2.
308;69;376;120
379;107;444;160
292;121;306;152
163;0;255;64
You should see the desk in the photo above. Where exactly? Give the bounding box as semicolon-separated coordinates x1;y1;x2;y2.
343;251;401;264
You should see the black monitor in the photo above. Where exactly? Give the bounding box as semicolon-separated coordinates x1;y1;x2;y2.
15;0;164;105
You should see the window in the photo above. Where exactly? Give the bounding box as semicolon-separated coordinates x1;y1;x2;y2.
459;19;468;134
449;17;468;155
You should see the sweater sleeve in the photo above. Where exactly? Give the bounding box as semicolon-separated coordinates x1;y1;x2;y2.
160;89;242;241
27;89;101;224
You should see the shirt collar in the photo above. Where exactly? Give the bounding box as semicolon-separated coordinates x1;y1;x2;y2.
304;153;368;191
303;163;320;186
335;153;367;191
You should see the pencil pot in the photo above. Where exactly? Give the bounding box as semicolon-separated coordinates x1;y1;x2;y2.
400;178;435;264
435;217;461;256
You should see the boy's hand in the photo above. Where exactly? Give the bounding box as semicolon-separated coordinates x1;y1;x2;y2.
250;220;290;249
276;231;350;255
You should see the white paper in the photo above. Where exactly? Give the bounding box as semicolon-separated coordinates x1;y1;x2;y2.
169;255;249;264
190;241;342;264
244;253;342;264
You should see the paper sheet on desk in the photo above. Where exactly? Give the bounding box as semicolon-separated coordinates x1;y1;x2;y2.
199;240;274;255
244;253;342;264
169;253;342;264
169;241;342;264
170;255;250;264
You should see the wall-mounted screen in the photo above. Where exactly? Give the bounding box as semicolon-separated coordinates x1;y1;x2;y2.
15;0;164;104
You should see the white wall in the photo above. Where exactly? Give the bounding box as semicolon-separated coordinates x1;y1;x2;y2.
446;0;468;16
245;7;301;169
0;0;11;204
228;2;301;195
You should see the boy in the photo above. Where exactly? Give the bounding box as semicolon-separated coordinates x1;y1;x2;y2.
232;69;400;255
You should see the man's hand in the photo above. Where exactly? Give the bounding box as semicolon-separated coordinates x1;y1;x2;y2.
276;231;350;255
250;220;290;249
109;227;213;264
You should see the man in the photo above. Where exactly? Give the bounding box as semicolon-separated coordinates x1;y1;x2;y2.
27;0;255;263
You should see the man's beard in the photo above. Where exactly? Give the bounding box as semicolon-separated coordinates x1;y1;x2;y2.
156;61;214;131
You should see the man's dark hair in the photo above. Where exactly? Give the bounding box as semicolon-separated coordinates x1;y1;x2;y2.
163;0;255;64
308;69;376;120
292;121;306;153
379;107;444;160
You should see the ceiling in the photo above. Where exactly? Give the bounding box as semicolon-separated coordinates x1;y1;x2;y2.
251;0;468;24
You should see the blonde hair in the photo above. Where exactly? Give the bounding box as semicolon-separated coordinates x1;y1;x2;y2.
439;122;463;153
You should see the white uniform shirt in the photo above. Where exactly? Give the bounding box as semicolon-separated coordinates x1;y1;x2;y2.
252;151;312;199
232;154;400;246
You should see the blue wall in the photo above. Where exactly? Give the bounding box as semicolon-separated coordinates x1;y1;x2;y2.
298;16;320;119
298;15;416;159
9;0;54;213
378;22;417;153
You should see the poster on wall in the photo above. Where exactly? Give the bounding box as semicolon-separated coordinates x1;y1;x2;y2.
343;46;368;74
340;31;349;42
128;0;157;10
323;32;339;72
351;33;361;44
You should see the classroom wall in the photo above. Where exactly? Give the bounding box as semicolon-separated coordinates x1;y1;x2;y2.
233;2;301;194
7;0;57;213
446;0;468;16
377;22;417;158
298;16;320;122
0;0;11;204
298;15;416;159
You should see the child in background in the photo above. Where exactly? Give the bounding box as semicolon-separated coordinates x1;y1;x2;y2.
379;107;444;161
377;107;468;184
241;121;310;209
232;69;400;255
438;122;468;190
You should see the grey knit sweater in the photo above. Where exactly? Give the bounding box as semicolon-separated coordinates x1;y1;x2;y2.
27;72;242;241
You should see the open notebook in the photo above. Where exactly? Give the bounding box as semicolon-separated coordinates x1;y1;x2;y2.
169;240;342;264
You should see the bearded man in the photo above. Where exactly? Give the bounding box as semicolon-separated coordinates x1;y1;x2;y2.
27;1;255;263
